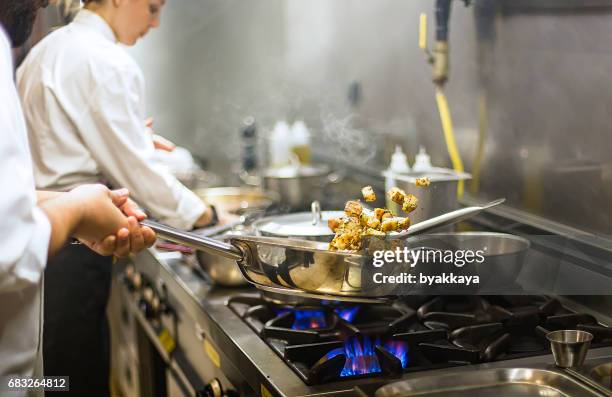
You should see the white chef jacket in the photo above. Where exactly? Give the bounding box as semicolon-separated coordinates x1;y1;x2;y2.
0;25;51;390
17;9;205;230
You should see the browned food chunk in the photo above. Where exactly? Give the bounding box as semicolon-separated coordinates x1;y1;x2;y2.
415;177;431;187
361;186;376;202
397;217;411;231
374;208;387;220
381;219;399;232
402;194;418;214
344;200;363;217
327;218;342;233
388;187;406;205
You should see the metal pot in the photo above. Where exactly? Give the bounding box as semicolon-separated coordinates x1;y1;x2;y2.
262;165;332;211
194;186;279;215
383;168;471;225
405;232;530;288
196;232;249;287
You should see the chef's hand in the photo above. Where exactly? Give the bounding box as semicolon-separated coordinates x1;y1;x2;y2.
216;207;240;226
145;117;176;152
194;205;215;228
79;189;156;257
194;204;239;228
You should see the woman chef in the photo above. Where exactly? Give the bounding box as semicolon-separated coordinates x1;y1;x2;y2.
16;0;220;395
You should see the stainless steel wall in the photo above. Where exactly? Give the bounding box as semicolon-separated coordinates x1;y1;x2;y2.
125;1;612;235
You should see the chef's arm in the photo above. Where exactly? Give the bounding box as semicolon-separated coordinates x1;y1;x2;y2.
75;67;210;230
0;185;133;294
36;190;62;204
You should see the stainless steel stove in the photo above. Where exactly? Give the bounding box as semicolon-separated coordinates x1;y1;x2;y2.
109;247;612;397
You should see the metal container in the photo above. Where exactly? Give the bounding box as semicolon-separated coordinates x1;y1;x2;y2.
547;330;594;368
404;232;530;288
383;168;471;225
262;165;331;211
194;186;279;215
196;236;248;287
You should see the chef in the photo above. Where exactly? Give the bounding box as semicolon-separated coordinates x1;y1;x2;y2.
0;0;155;395
16;0;220;395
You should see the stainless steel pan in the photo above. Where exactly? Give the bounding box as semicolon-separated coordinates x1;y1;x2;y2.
141;199;504;302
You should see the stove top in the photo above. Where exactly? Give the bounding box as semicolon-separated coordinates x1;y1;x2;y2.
228;295;612;385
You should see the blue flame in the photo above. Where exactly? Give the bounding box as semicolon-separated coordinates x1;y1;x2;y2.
384;341;409;368
334;307;360;323
292;309;327;330
326;337;410;377
340;336;381;377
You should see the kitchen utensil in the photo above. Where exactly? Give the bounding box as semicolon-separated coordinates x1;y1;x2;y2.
194;186;279;215
193;212;261;287
547;330;594;368
141;200;505;301
366;198;505;246
196;234;249;287
141;219;389;302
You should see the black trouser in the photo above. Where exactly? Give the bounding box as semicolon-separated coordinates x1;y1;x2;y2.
43;243;112;397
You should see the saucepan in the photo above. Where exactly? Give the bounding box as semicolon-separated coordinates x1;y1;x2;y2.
141;199;505;303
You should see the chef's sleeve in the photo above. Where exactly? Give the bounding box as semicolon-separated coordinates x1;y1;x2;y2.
0;133;51;293
73;63;205;230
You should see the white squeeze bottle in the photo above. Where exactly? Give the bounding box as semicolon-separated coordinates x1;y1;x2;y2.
385;145;411;193
269;121;292;167
412;146;433;172
291;120;311;164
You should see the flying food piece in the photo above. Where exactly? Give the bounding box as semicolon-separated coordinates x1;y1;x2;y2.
329;186;419;251
374;208;387;220
402;194;418;214
397;217;411;231
388;187;406;205
361;186;376;202
344;200;363;217
415;177;431;187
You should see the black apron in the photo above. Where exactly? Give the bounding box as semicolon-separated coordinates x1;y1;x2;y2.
43;243;112;397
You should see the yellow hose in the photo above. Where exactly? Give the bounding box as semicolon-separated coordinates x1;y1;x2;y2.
435;87;465;198
470;92;488;196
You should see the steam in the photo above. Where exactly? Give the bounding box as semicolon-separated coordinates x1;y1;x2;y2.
319;109;378;164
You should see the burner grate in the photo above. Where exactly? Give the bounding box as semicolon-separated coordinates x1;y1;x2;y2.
227;295;612;385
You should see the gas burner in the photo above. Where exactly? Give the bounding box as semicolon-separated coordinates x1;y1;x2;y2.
227;294;612;385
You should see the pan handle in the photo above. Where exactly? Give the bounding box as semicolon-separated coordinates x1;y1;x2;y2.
141;219;244;261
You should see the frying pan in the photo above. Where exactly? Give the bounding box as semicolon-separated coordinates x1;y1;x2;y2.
141;199;504;303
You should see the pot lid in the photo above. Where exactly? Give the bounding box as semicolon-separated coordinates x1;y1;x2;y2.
253;211;343;237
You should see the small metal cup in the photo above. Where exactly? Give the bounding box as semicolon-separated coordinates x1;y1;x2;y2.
546;330;594;368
